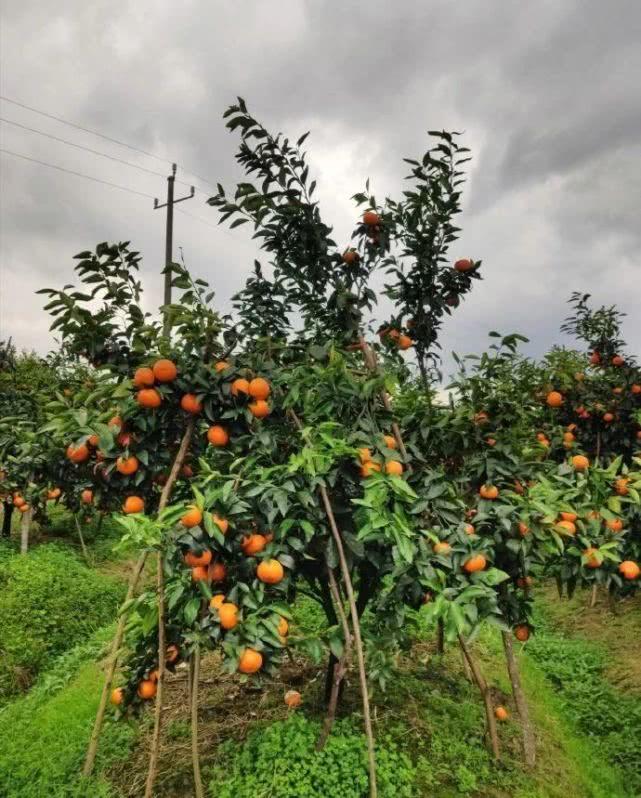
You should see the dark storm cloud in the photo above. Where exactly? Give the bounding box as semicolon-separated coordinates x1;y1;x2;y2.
1;0;639;372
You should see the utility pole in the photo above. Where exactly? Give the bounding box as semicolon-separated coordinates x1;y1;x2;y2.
154;164;194;337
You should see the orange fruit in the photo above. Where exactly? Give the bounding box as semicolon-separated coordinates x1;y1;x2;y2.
619;561;640;580
231;378;250;397
631;384;641;395
148;669;160;683
208;561;227;583
556;520;576;535
454;258;474;272
108;416;123;431
589;352;601;365
181;506;203;528
218;602;239;630
191;566;209;582
47;487;61;500
606;518;623;533
464;524;475;536
257;558;285;584
614;478;629;496
546;391;564;408
210;594;226;610
479;484;499;500
517;576;534;589
110;687;124;706
611;355;624;367
241;533;267;556
572;455;589;471
495;706;509;721
133;367;155;388
514;625;530;642
123;496;144;514
563;432;575;442
67;443;90;463
185;549;212;567
81;489;93;504
207;425;229;446
583;547;601;569
383;434;397;450
397;334;413;350
277;617;289;637
180;393;202;414
214;360;229;373
152;359;178;382
560;511;577;522
238;648;263;674
518;521;529;536
385;460;403;476
212;514;229;534
613;387;623;395
360;461;381;477
248;377;271;400
342;249;359;265
116;456;139;475
513;481;525;495
165;645;180;664
249;399;270;418
358;447;372;464
603;412;614;423
181;464;193;478
88;434;99;448
362;210;380;226
18;504;30;513
433;541;451;555
137;680;157;700
463;554;487;573
486;438;497;447
474;411;489;425
284;690;302;708
118;432;132;448
13;494;25;507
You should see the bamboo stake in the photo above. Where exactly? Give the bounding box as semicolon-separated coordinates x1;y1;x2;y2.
458;635;500;760
502;631;536;767
190;645;205;798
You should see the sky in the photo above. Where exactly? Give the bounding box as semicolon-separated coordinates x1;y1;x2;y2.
1;0;640;383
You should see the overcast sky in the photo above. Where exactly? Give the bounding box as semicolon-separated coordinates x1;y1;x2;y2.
1;0;639;381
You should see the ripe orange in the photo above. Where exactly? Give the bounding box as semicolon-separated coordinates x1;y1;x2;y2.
358;447;372;464
185;549;212;567
180;393;202;414
560;511;577;522
137;680;157;700
603;412;614;423
47;487;61;500
108;416;123;431
479;484;499;500
433;541;451;555
517;576;534;589
148;669;160;683
207;425;229;446
257;558;285;584
88;434;99;448
13;493;25;507
474;411;489;425
249;399;270;418
514;625;530;642
486;438;497;447
218;602;239;630
619;561;640;580
153;359;178;382
360;461;381;477
583;547;601;568
611;355;624;367
614;478;629;496
463;554;487;573
67;443;90;463
191;566;209;582
284;690;302;708
342;249;359;265
464;524;475;535
513;481;525;495
118;432;132;448
248;377;271;400
212;514;229;534
546;391;564;408
362;210;380;226
241;533;267;556
165;645;180;664
133;367;155;388
277;617;289;637
556;520;576;535
238;648;263;674
210;594;226;610
454;258;474;272
123;496;144;514
606;518;623;533
214;360;229;373
208;561;227;583
81;489;93;504
563;432;575;442
385;460;403;476
110;687;124;705
589;352;601;366
612;387;623;395
632;384;641;395
181;506;203;528
231;378;250;397
518;521;529;536
18;504;30;513
397;334;413;350
383;434;397;450
181;464;193;478
116;456;139;476
495;706;509;722
572;455;590;471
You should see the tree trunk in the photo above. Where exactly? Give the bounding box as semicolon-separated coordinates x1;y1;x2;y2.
436;619;445;654
589;583;598;608
1;501;13;537
458;635;500;761
502;631;536;768
20;507;33;554
74;514;91;564
190;646;204;798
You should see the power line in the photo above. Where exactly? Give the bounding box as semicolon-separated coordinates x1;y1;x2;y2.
0;94;218;192
0;95;171;166
0;148;155;199
0;116;192;186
